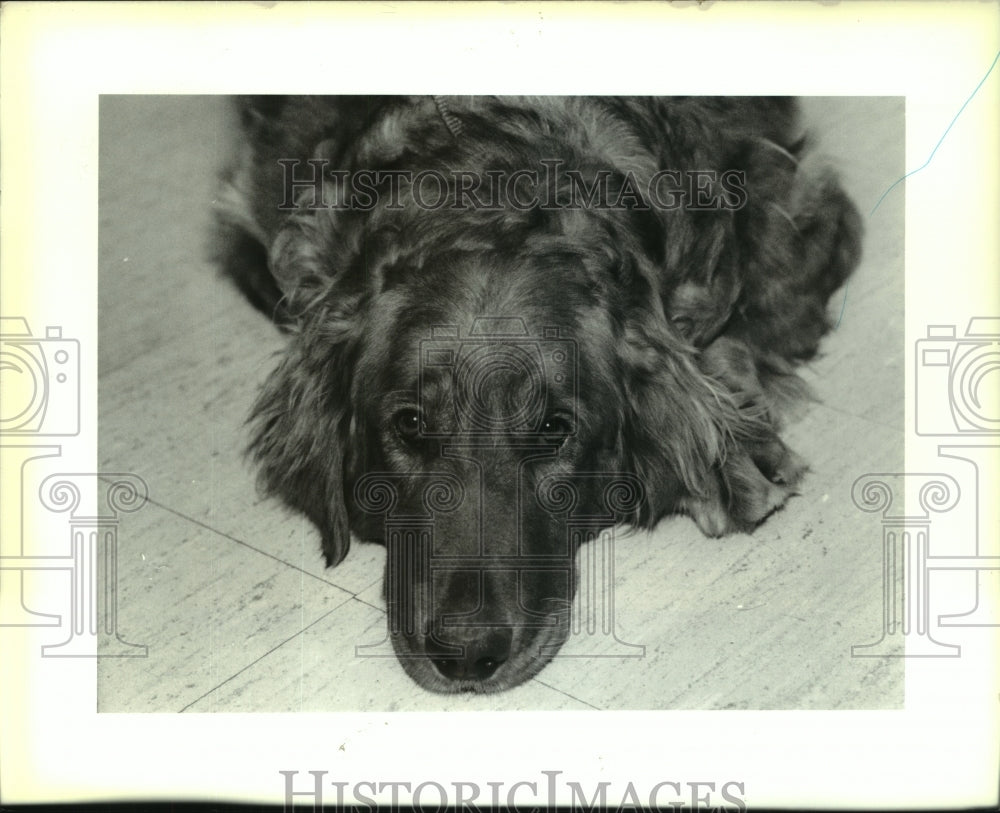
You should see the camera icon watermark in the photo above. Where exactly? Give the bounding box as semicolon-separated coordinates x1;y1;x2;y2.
0;317;81;437
418;317;577;437
353;317;641;683
915;316;1000;436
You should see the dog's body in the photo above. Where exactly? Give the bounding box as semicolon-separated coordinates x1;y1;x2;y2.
214;96;861;693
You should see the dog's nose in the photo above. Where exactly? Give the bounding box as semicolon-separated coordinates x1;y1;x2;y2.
426;628;512;682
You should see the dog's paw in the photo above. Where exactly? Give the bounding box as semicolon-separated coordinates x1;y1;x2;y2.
678;332;809;536
680;435;807;537
746;431;808;488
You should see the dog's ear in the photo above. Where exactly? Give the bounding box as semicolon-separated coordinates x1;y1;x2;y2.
247;335;355;568
267;215;344;310
247;218;365;568
618;316;797;536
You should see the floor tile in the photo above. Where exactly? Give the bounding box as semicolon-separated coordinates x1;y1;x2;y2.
186;597;595;712
535;412;904;710
98;95;906;712
98;501;353;712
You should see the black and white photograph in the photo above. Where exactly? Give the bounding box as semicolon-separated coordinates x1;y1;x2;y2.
96;93;904;712
2;2;997;809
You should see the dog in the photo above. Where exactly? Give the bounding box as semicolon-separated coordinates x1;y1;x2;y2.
213;96;862;694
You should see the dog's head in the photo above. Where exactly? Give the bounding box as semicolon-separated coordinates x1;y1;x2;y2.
247;121;763;693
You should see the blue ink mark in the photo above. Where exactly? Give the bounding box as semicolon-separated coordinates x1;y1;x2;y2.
869;49;1000;218
835;50;1000;329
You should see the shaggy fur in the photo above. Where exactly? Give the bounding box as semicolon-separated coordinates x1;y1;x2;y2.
214;96;861;694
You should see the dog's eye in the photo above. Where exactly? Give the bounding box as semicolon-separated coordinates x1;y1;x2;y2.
539;414;574;446
392;408;424;442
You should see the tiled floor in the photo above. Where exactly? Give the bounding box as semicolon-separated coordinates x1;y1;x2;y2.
97;96;904;712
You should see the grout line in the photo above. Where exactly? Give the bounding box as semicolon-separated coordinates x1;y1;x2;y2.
529;678;602;710
98;475;355;593
353;591;388;615
805;400;902;435
100;479;602;710
177;601;351;713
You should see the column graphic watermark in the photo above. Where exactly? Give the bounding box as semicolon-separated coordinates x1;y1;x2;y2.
852;314;1000;657
850;473;962;657
535;472;646;658
353;472;465;658
1;473;150;657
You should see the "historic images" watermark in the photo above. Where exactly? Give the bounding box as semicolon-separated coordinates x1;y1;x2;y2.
278;158;749;213
279;769;748;812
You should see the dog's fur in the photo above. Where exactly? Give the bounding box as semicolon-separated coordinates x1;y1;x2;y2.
214;96;861;693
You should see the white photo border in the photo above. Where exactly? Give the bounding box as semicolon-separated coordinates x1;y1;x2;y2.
1;1;998;808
